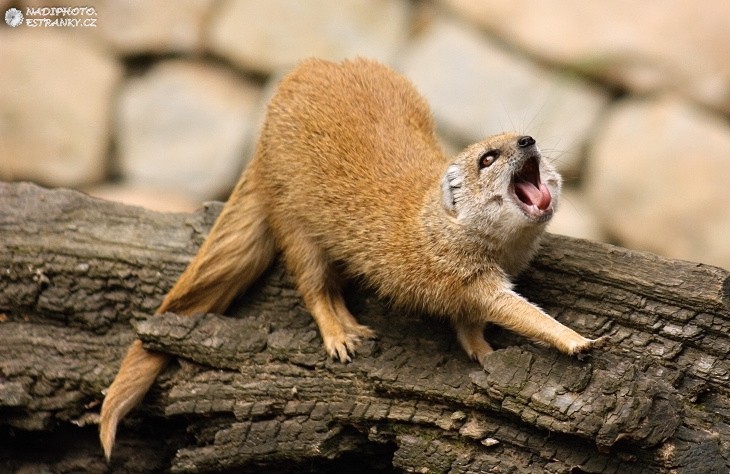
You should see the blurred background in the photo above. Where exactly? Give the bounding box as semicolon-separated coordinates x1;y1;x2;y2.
1;0;729;270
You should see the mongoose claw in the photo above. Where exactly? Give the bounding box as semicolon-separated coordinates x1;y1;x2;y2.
589;335;610;349
324;324;378;363
575;335;610;360
325;334;359;363
332;344;352;363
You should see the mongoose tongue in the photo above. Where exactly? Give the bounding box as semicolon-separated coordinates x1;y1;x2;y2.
515;181;552;210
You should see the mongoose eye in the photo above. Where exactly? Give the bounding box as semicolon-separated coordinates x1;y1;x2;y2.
478;150;500;169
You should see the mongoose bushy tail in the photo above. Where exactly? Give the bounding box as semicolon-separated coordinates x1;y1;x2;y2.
99;173;275;460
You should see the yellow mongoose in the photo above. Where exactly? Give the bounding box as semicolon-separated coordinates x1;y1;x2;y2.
100;58;601;459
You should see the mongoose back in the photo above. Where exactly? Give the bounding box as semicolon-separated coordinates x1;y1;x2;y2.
100;58;601;459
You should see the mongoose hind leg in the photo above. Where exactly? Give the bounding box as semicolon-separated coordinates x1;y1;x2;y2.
454;320;493;366
331;295;377;340
303;278;374;362
279;232;374;362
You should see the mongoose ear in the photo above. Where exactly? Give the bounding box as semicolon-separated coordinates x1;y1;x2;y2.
441;164;465;216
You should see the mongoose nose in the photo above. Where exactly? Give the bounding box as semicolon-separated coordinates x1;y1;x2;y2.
517;136;535;148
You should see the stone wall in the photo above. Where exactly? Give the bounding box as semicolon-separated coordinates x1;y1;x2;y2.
2;0;729;270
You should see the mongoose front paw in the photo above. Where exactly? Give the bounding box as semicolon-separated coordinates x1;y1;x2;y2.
346;323;377;340
323;325;376;363
588;335;610;349
327;341;353;363
572;335;610;360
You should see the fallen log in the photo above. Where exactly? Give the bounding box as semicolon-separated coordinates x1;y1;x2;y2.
1;181;728;473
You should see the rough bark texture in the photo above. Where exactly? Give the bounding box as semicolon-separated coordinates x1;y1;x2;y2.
1;181;729;473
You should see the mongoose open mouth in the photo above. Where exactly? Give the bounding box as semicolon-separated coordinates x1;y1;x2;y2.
511;156;553;222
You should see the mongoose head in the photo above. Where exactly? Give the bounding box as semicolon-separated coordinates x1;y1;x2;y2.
441;133;561;238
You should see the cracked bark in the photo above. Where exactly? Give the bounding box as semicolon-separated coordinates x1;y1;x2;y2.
1;181;729;473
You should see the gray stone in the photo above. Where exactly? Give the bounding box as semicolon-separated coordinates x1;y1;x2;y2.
0;30;121;187
399;19;608;175
94;0;214;54
116;60;261;201
586;95;730;269
442;0;730;114
207;0;411;74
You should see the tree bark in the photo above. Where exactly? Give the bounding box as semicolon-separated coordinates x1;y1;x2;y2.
1;181;729;473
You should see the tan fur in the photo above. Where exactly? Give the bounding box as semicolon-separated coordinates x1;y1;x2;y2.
100;58;600;460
